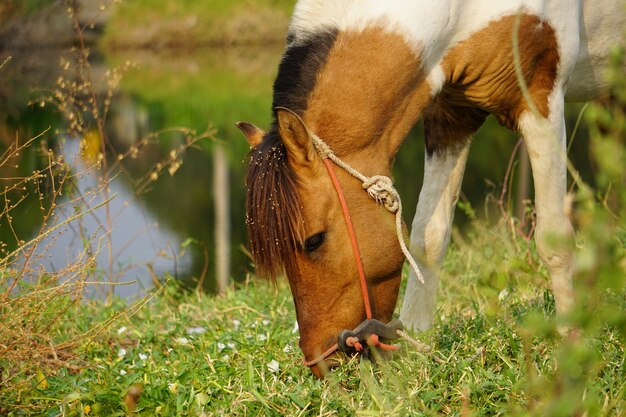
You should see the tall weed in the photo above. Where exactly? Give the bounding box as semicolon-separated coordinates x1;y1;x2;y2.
0;2;211;412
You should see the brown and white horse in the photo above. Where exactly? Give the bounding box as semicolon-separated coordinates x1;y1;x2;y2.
238;0;626;378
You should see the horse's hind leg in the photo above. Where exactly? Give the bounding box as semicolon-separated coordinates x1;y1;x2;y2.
519;94;575;320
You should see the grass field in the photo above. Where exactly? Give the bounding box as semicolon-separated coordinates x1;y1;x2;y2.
2;203;624;416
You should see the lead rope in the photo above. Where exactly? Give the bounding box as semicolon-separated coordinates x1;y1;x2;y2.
311;134;425;285
302;156;401;367
322;157;373;319
302;134;424;368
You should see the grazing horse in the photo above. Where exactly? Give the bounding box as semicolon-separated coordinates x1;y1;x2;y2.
238;0;626;378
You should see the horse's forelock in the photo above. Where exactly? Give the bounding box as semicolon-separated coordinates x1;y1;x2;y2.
245;129;305;278
245;26;338;278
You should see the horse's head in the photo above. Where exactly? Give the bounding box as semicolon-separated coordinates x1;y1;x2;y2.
239;108;405;378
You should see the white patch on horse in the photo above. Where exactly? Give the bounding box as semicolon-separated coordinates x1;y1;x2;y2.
400;143;471;331
565;0;626;101
290;0;624;92
426;65;446;97
518;89;575;317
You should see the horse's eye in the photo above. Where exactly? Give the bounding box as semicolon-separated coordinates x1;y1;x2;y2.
304;232;326;254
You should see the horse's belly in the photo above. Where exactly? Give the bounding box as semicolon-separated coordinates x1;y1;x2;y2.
565;0;626;102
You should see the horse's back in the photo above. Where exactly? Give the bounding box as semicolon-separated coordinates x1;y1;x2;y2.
289;0;625;101
449;0;626;101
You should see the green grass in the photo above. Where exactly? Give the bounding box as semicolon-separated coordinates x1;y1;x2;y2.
2;122;625;415
2;209;624;416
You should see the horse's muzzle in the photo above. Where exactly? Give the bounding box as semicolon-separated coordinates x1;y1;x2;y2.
337;318;404;358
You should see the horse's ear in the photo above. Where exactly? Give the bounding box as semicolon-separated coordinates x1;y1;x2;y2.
275;107;315;163
235;121;264;147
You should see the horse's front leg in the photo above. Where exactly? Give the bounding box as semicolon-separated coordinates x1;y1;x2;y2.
400;99;486;331
399;141;472;331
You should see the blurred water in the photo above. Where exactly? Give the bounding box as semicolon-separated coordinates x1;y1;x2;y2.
31;138;191;299
0;47;269;297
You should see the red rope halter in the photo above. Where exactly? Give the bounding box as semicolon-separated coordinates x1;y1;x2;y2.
302;158;400;368
322;158;373;320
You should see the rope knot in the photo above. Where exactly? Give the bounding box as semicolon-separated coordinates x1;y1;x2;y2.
362;175;399;212
311;133;425;285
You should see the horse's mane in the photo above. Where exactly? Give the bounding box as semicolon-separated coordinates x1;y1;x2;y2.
245;29;338;278
245;128;304;278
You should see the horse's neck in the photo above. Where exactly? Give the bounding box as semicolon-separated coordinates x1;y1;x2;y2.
300;28;433;169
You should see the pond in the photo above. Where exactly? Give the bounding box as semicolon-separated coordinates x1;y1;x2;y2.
0;44;594;299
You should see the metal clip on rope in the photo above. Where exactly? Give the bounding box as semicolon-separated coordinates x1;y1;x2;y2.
338;319;404;355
